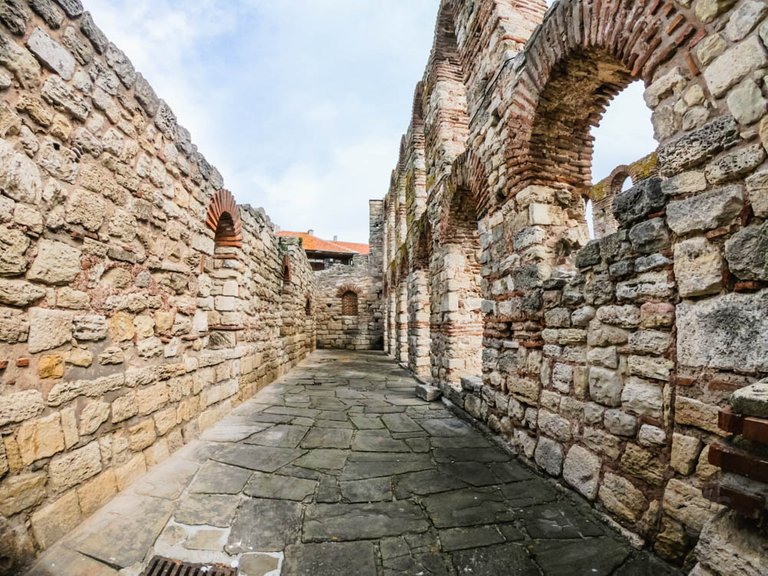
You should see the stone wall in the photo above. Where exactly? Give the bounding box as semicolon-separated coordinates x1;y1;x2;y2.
314;202;385;351
382;0;768;567
0;1;315;571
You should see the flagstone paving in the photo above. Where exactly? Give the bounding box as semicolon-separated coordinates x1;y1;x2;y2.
27;351;680;576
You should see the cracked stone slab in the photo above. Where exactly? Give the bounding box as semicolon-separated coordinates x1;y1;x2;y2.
381;413;423;433
452;543;539;576
519;503;606;539
244;424;309;448
500;479;559;508
341;452;433;480
173;493;240;527
303;501;430;541
339;476;392;502
352;430;410;452
200;422;272;442
27;547;119;576
292;448;349;471
439;525;506;552
212;444;306;472
529;537;630;576
227;498;302;553
283;541;376;576
393;468;468;498
187;461;252;494
244;471;317;501
423;487;516;528
133;459;199;500
300;427;353;449
75;495;174;568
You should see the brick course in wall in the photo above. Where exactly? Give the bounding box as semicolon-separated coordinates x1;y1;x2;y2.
0;1;315;570
382;0;768;570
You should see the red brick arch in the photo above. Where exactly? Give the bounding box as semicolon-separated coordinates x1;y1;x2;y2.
504;0;704;196
206;189;242;248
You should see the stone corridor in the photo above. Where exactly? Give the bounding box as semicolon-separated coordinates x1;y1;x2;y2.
28;351;678;576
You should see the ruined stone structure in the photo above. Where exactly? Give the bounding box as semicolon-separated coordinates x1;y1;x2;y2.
382;0;768;570
0;2;316;571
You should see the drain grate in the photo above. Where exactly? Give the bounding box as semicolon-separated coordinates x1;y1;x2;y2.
140;556;238;576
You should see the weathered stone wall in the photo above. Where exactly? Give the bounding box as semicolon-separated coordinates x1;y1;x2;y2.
0;1;315;570
313;200;384;351
382;0;768;567
314;255;384;351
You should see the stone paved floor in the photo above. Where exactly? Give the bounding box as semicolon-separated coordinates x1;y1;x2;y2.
28;351;680;576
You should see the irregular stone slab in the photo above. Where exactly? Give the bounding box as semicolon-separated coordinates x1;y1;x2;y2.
423;488;515;528
212;445;305;473
415;384;442;402
393;469;468;499
518;503;605;539
188;461;252;494
75;495;174;568
420;418;476;436
300;428;353;449
452;543;539;576
438;462;499;487
133;460;199;500
500;479;559;508
439;525;505;552
489;461;536;483
350;414;384;429
342;452;433;480
303;501;429;541
613;553;681;575
226;499;302;553
529;537;630;576
244;424;309;448
201;422;271;443
293;449;349;471
238;553;280;576
28;547;118;576
381;413;423;433
283;541;376;576
384;550;453;576
174;494;240;527
184;527;229;551
340;477;392;502
352;430;410;452
433;447;509;463
244;471;317;501
730;381;768;418
264;406;319;418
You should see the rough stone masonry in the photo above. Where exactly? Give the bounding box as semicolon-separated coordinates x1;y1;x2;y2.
0;0;317;572
380;0;768;573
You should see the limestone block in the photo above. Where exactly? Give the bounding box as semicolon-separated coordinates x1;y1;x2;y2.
726;79;768;126
31;491;82;549
638;424;666;447
671;433;702;475
108;311;135;343
628;355;673;382
582;426;621;459
41;76;91;121
0;279;45;306
596;305;640;328
77;469;117;516
621;377;664;419
38;353;64;379
137;336;163;358
13;202;43;233
674;237;724;298
703;36;767;97
628;330;672;355
0;390;44;428
0;137;42;204
746;169;768;217
677;290;768;373
604;409;638;437
730;381;768;418
73;314;107;341
724;0;767;41
99;346;124;365
598;473;647;523
136;382;169;416
588;367;623;407
613;179;665;225
562;445;601;500
537;410;572;442
115;453;146;490
0;472;46;516
28;240;81;285
534;436;563;477
112;393;137;423
667;185;743;235
26;28;75;80
658;116;740;176
696;34;727;66
53;0;84;18
0;224;30;276
49;441;102;492
707;144;766;187
725;223;768;281
65;347;92;368
17;412;65;465
674;397;720;434
57;288;89;309
106;43;135;87
48;373;123;408
27;308;72;353
127;419;156;452
64;188;106;232
79;400;109;435
621;444;665;486
663;479;721;532
661;171;707;196
0;33;41;88
696;510;768;576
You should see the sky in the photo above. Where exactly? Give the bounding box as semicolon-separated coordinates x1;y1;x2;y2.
85;0;655;243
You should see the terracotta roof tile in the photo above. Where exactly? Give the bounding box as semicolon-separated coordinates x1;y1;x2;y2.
277;231;368;255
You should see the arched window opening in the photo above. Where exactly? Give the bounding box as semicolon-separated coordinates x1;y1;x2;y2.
341;291;359;317
305;296;312;316
215;213;236;245
282;255;292;285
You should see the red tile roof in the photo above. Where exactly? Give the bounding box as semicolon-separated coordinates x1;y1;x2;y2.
277;231;369;255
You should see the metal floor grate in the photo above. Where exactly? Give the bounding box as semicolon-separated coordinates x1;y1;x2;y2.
140;556;238;576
